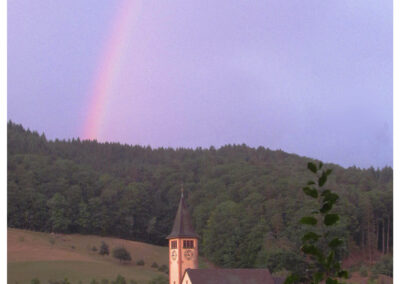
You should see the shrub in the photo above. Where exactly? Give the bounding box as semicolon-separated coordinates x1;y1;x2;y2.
48;278;70;284
151;262;159;268
113;275;126;284
99;241;109;256
30;278;40;284
372;254;393;277
92;246;98;252
257;248;308;275
136;259;145;266
348;263;361;273
101;279;109;284
158;264;168;274
90;279;99;284
147;276;168;284
112;247;132;263
360;265;369;277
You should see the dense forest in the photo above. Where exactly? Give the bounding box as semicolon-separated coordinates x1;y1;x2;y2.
7;121;392;274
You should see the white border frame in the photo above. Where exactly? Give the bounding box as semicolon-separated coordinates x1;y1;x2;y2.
1;0;7;283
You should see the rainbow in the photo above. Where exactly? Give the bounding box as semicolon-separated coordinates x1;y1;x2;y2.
82;0;142;140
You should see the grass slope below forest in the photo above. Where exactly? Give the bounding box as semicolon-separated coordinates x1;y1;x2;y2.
8;228;176;284
8;228;392;284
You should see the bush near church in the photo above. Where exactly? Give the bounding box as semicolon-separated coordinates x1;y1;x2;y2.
112;247;131;263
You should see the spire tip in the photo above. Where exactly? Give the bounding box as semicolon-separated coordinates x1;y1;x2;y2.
180;183;184;197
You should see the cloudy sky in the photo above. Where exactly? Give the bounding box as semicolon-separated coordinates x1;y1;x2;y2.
8;0;392;168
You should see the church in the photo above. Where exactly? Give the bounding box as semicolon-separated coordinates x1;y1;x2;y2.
166;189;284;284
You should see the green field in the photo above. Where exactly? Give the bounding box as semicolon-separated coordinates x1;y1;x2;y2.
8;228;170;284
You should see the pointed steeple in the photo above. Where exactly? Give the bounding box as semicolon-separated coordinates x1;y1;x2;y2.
166;185;199;239
180;183;184;198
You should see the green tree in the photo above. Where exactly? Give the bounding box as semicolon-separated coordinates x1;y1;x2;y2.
77;202;90;232
202;200;246;267
47;193;70;233
271;213;284;238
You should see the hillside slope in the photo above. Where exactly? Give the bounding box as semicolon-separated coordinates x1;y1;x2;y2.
7;121;393;272
8;228;169;284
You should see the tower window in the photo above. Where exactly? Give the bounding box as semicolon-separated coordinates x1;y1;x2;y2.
171;240;177;249
183;240;194;249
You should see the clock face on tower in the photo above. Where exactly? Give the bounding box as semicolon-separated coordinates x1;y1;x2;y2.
184;249;193;260
171;250;177;261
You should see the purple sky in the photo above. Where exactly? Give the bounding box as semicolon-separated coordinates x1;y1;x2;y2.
8;0;392;169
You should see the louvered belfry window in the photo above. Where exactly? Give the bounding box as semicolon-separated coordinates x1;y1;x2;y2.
183;240;194;249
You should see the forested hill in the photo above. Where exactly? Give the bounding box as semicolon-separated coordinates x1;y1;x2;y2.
7;121;392;271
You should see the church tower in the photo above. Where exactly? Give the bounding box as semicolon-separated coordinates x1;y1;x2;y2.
167;186;199;284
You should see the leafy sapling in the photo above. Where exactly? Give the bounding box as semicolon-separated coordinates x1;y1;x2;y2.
285;162;348;284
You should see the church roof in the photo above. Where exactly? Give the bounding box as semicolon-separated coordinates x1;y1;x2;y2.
184;268;276;284
166;189;199;239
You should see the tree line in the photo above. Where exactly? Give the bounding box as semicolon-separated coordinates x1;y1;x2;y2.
7;121;392;272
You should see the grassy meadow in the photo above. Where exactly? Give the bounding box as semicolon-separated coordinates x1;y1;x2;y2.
8;228;170;284
7;228;392;284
